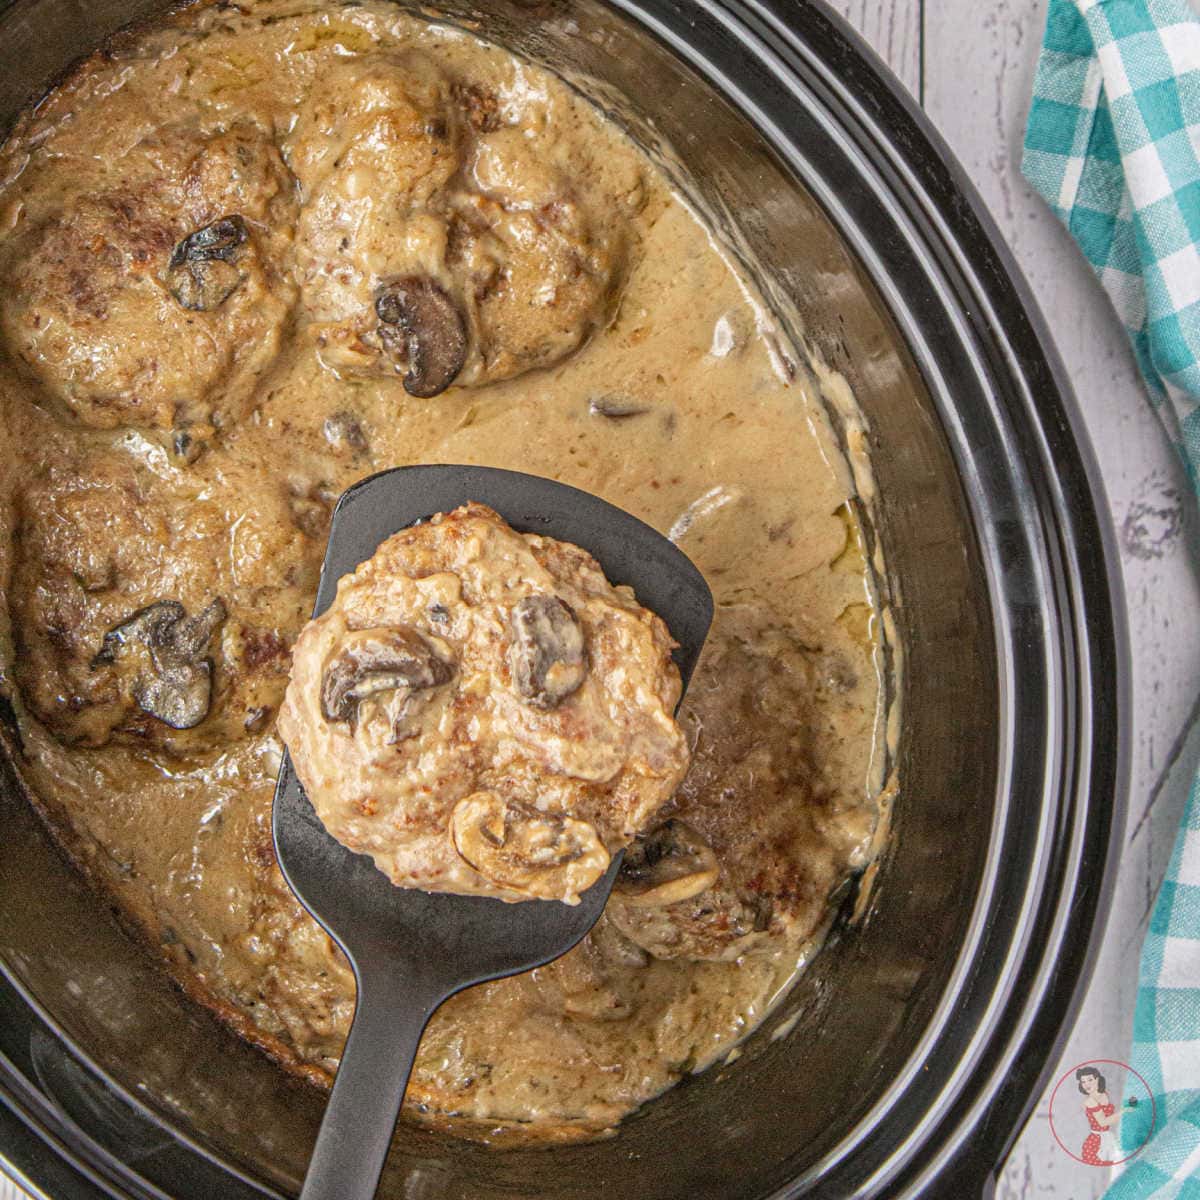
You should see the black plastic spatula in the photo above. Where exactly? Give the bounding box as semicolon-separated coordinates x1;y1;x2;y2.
272;465;712;1200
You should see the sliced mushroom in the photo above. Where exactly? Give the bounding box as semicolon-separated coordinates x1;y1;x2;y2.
508;594;587;709
375;276;467;398
320;627;453;739
614;819;719;908
588;395;650;420
93;598;226;729
165;216;249;311
450;790;610;902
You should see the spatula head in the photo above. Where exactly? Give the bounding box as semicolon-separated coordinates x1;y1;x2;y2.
272;465;712;995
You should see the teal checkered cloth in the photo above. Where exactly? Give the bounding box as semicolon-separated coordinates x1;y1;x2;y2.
1023;0;1200;1193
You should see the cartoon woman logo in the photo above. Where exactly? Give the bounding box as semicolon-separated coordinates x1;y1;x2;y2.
1076;1066;1119;1165
1048;1059;1156;1167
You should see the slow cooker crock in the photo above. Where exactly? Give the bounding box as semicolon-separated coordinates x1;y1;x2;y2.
0;0;1129;1197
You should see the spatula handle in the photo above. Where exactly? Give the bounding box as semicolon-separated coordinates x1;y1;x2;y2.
300;967;442;1200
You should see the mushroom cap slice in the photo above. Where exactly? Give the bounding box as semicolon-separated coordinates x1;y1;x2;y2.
165;216;249;312
94;598;226;729
614;819;719;908
450;790;610;903
320;626;454;727
375;276;467;398
507;593;588;709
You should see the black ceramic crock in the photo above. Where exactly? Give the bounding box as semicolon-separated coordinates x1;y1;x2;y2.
0;1;1129;1197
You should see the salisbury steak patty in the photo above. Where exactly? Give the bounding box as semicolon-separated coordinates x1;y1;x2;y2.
10;454;317;753
610;608;870;960
0;122;297;439
287;52;626;393
278;503;690;903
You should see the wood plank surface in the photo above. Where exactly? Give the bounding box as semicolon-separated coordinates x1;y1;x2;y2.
840;0;1200;1196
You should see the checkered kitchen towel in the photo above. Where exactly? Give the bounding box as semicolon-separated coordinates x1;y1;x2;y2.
1023;0;1200;1193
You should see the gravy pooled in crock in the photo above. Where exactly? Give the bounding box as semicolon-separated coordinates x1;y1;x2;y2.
0;0;891;1146
279;503;688;903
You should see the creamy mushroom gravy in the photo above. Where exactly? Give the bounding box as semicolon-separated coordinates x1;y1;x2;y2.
0;0;890;1143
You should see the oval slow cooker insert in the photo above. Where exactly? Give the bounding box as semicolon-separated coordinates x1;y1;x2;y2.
0;0;1127;1197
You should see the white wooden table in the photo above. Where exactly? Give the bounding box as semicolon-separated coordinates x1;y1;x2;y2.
828;1;1200;1196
